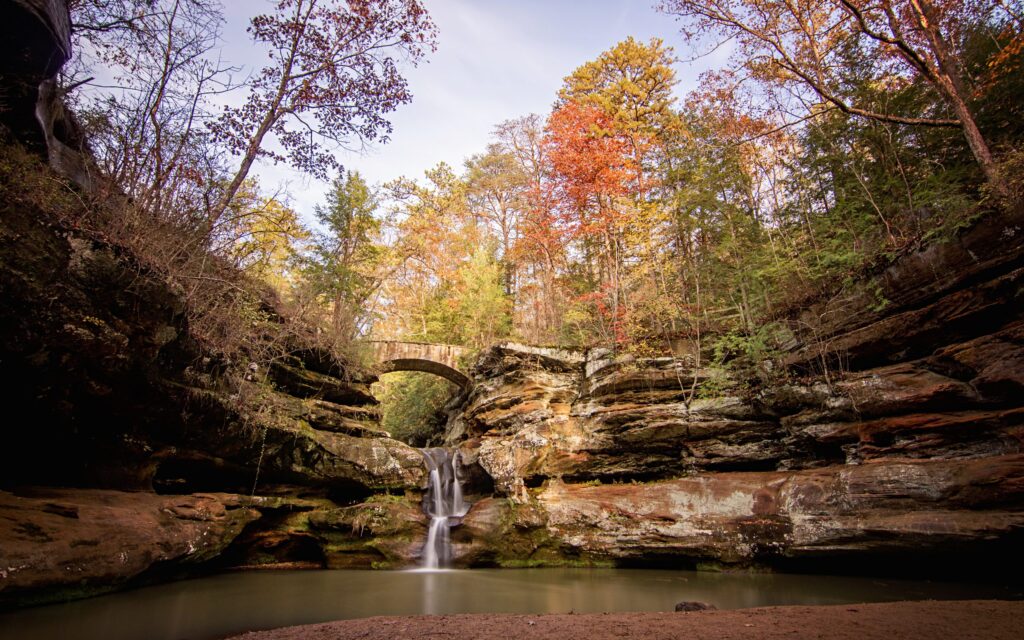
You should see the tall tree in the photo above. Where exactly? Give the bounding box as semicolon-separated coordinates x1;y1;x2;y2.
465;146;527;296
658;0;1013;194
558;37;680;196
307;171;385;341
68;0;229;222
493;116;569;342
211;0;437;215
376;164;478;341
544;100;637;342
454;246;513;349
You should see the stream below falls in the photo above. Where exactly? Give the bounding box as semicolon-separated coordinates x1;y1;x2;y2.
0;568;1019;640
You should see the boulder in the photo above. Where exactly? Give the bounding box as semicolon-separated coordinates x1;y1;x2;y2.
306;495;427;569
675;601;717;612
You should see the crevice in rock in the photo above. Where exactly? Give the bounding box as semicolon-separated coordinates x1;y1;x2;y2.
217;508;328;570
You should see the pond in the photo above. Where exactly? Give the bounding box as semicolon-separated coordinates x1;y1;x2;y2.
0;568;1017;640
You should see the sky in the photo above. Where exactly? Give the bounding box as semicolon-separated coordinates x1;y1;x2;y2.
219;0;730;226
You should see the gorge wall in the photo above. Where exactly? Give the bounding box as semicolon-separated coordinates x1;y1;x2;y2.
438;203;1024;575
2;0;1023;612
0;0;430;608
0;157;432;605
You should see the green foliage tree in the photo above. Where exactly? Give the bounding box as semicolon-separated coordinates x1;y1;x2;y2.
305;171;386;342
373;372;455;446
226;180;309;292
455;246;514;350
465;147;528;296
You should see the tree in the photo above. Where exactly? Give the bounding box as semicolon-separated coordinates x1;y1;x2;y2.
491;115;570;343
559;37;678;132
374;163;479;342
545;103;636;230
658;0;1013;195
306;171;386;341
225;181;309;292
454;246;513;349
68;0;230;222
838;0;1009;193
544;100;637;342
465;146;527;296
558;37;680;195
211;0;437;215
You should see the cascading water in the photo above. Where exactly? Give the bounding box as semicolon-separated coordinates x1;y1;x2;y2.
419;448;468;569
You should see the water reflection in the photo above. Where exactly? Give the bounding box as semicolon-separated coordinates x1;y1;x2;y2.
0;568;1017;640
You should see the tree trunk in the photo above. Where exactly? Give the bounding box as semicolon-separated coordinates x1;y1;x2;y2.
908;0;1008;197
216;115;276;219
213;1;306;218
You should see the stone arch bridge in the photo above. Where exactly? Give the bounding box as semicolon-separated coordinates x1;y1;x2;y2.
364;341;471;388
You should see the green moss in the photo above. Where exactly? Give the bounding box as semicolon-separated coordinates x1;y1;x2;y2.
497;558;546;568
322;540;366;553
283;513;312;533
498;555;614;569
365;492;411;505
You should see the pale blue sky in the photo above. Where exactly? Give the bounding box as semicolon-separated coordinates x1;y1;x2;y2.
219;0;728;224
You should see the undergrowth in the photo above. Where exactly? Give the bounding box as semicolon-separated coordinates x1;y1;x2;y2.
0;136;356;420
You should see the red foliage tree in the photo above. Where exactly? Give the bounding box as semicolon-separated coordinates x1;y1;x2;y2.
211;0;437;215
543;100;638;343
543;101;636;239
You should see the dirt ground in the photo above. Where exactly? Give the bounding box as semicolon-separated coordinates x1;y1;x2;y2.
227;599;1024;640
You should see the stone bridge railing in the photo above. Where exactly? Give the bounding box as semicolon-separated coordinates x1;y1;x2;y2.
364;341;471;388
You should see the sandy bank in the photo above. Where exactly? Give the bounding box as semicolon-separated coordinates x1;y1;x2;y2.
227;599;1023;639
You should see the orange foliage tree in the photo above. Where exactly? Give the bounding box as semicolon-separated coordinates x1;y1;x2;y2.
544;101;638;342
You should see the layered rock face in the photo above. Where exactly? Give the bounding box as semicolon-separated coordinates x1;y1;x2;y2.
0;160;434;605
440;204;1024;574
0;1;431;608
454;342;1024;492
0;489;259;606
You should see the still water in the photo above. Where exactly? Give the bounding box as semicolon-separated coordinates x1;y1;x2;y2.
0;568;1017;640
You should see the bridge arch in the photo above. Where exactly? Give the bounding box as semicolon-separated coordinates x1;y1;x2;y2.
365;341;471;388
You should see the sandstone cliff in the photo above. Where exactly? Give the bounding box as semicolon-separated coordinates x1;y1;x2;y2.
437;204;1024;575
0;0;431;608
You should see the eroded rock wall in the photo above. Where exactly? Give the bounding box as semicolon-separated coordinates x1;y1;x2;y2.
439;205;1024;575
0;171;433;605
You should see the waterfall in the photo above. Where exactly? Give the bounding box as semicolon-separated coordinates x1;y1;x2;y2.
420;448;468;569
